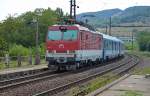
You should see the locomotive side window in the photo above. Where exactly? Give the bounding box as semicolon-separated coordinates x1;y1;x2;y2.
80;32;83;40
86;35;88;40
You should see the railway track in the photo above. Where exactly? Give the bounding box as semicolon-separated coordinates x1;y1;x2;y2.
0;55;136;96
0;70;54;86
0;67;48;81
34;55;140;96
0;56;125;91
0;70;69;92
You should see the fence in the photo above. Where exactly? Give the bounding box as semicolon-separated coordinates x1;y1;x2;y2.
0;55;47;70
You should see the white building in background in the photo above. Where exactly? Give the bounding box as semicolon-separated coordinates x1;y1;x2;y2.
117;36;136;43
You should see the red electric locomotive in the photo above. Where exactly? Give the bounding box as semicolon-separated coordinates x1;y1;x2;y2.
46;24;103;70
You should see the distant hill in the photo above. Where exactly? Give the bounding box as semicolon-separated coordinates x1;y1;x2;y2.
77;6;150;28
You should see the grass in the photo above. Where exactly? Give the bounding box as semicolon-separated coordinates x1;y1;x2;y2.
128;51;150;58
121;90;143;96
69;74;119;96
133;67;150;75
127;51;150;75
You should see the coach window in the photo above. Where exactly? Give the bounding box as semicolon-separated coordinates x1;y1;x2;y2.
114;42;116;50
112;41;114;51
107;40;109;49
116;42;118;50
116;43;118;50
116;43;117;50
107;40;109;50
108;40;110;50
115;43;117;50
104;40;107;49
119;43;120;50
109;41;110;50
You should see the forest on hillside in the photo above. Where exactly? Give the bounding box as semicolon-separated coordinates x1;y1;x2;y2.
77;6;150;27
0;8;64;56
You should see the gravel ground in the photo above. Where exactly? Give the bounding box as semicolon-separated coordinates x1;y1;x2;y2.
0;56;128;96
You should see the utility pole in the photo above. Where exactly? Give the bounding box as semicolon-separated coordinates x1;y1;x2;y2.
36;18;39;53
132;30;134;50
34;8;43;65
70;0;72;18
109;17;112;36
70;0;77;20
33;17;40;65
106;25;108;34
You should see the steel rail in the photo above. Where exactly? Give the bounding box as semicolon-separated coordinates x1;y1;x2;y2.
0;71;69;92
0;70;54;86
0;68;48;81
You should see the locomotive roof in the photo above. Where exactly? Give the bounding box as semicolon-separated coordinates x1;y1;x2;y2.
76;24;123;43
52;24;123;43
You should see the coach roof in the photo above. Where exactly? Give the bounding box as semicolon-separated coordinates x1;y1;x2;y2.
99;32;123;43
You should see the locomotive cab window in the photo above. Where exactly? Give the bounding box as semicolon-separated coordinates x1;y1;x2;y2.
48;31;61;40
63;30;77;40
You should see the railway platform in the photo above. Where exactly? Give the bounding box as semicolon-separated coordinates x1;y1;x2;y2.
87;75;150;96
0;64;47;75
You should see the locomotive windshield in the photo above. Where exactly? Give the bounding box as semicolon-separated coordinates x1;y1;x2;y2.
48;30;77;40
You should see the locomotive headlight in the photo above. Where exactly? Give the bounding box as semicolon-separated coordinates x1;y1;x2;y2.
46;50;48;53
53;50;56;53
67;50;69;54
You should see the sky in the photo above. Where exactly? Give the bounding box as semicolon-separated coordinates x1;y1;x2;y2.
1;0;150;21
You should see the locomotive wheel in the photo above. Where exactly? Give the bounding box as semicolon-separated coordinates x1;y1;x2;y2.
87;60;93;66
57;66;61;71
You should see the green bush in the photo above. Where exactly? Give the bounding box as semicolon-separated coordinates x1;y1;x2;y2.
31;43;46;56
9;44;30;56
125;42;138;50
39;43;46;55
137;31;150;51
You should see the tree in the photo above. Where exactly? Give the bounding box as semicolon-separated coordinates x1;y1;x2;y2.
0;8;59;48
0;37;8;56
55;8;64;18
137;31;150;51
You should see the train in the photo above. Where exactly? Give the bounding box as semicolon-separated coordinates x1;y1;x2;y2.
46;24;124;70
